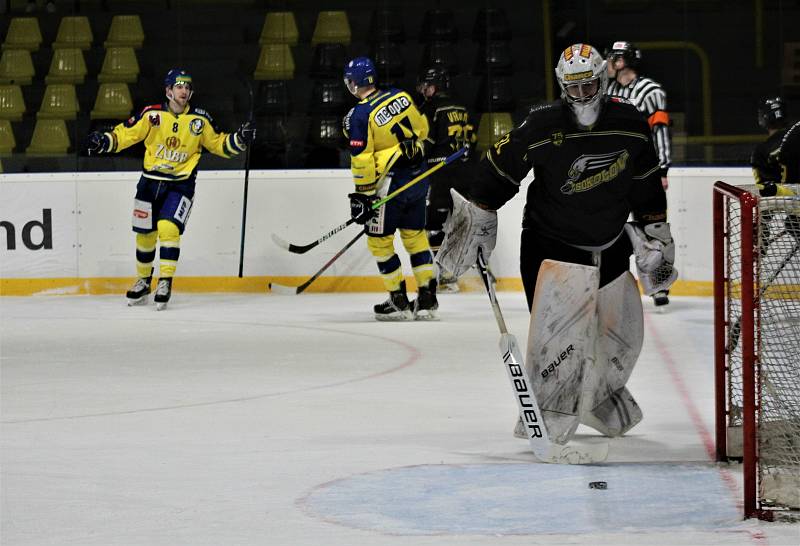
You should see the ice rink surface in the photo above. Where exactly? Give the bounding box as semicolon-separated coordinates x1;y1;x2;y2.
2;291;798;546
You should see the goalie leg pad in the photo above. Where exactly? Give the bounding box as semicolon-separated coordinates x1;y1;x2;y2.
581;386;643;437
524;259;599;445
581;271;645;436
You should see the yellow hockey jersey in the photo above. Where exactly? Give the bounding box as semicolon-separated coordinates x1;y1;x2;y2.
342;88;429;193
104;103;245;181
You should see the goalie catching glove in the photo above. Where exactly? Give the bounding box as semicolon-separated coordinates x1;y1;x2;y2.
435;189;498;278
624;222;679;296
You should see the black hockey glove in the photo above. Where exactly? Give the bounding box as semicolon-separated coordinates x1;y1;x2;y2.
759;180;778;197
397;138;424;166
236;121;256;145
85;131;110;156
349;192;379;225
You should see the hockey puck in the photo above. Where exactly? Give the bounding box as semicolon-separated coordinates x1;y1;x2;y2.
588;481;607;489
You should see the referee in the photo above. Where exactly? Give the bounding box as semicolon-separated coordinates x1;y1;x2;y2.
606;40;673;307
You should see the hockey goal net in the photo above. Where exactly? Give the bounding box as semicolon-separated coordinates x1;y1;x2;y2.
713;181;800;520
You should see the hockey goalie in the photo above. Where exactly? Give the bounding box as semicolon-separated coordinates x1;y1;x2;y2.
436;42;679;448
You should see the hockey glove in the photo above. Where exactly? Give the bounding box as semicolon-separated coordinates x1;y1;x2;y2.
348;192;379;225
236;121;256;146
85;131;111;156
436;188;498;279
624;222;678;295
397;138;424;167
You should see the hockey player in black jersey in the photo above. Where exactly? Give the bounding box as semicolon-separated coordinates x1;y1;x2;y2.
751;97;793;196
436;44;678;445
416;67;476;292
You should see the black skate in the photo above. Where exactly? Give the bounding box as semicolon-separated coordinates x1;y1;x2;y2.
413;279;439;321
126;275;152;306
652;290;670;307
154;278;172;311
374;281;413;321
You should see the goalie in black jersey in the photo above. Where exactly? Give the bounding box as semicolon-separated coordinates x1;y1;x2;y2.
416;67;476;292
436;44;678;445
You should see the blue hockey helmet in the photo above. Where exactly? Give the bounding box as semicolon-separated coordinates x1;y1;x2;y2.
164;68;193;89
343;57;376;94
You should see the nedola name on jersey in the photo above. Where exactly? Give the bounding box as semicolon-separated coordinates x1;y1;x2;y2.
374;96;411;126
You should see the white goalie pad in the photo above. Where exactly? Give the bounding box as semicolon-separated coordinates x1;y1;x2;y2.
580;271;644;436
435;189;498;279
524;260;600;445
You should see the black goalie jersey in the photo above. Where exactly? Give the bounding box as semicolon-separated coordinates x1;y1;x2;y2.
469;99;667;248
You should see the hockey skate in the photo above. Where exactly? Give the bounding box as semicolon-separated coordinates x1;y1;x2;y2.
374;281;413;321
413;279;439;320
154;278;173;311
126;275;152;306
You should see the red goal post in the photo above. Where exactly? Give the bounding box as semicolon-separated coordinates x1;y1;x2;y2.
713;181;800;521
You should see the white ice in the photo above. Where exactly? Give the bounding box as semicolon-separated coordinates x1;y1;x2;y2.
1;292;798;546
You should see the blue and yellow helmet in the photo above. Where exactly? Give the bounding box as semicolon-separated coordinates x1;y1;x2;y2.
164;68;193;89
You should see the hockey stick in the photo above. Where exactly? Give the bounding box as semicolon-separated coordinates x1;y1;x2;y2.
727;235;800;353
270;150;400;254
271;146;467;254
269;228;366;295
476;249;609;464
237;76;255;278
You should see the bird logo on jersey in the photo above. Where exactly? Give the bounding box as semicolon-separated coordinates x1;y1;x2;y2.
560;150;630;194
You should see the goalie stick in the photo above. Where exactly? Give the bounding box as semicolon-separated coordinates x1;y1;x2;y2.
476;250;609;464
269;229;366;295
271;147;467;254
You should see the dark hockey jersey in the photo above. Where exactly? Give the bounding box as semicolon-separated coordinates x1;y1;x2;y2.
751;129;786;187
777;121;800;184
419;93;475;165
469;99;666;248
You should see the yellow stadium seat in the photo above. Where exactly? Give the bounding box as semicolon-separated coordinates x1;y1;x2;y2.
0;84;26;121
90;83;133;120
259;12;299;46
104;15;145;49
2;17;43;51
52;16;93;50
26;118;70;155
476;112;514;154
45;48;87;84
0;49;35;85
253;44;294;80
0;119;16;154
37;84;79;120
97;47;140;83
311;11;351;46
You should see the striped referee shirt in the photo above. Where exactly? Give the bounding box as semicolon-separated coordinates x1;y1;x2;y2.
607;76;671;174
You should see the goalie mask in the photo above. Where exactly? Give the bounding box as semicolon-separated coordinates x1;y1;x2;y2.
555;44;608;128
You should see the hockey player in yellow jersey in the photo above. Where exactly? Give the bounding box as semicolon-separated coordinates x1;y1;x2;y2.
342;57;438;321
85;68;255;309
